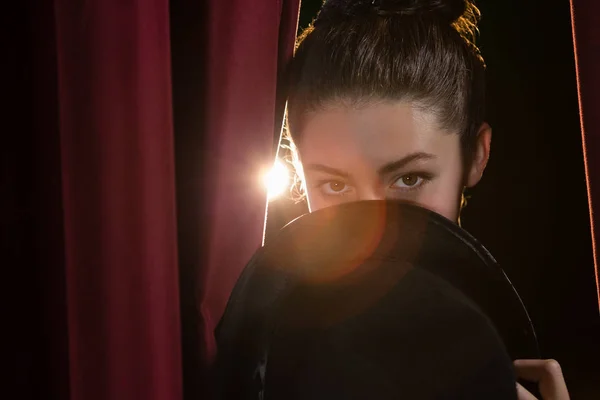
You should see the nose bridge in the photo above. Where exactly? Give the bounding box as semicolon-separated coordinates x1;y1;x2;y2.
356;182;386;201
352;157;386;201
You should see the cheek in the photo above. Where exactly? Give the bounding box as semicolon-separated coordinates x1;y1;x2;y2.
306;188;328;213
418;184;462;221
303;178;320;212
415;166;464;222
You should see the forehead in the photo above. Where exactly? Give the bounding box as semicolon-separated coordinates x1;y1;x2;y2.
298;102;459;167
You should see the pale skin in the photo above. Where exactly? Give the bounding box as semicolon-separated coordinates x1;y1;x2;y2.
295;100;569;399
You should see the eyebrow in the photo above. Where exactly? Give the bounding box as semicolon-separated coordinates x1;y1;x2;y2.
304;152;436;179
377;152;436;176
304;163;350;178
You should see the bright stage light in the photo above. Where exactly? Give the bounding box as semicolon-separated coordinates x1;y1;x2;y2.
264;160;290;200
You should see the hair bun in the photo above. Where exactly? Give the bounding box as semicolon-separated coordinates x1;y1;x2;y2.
315;0;468;27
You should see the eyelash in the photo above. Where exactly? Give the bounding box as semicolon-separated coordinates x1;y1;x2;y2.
317;180;353;197
317;172;433;197
390;172;433;192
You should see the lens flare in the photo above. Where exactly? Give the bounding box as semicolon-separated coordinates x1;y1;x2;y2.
264;160;290;200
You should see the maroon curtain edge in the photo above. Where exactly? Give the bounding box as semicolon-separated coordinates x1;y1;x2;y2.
199;0;301;365
570;0;600;311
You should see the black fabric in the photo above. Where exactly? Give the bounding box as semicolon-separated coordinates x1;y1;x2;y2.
266;269;516;399
213;200;538;399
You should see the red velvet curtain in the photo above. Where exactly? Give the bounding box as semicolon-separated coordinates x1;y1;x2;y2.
9;0;299;399
197;0;301;363
20;1;183;399
571;0;600;309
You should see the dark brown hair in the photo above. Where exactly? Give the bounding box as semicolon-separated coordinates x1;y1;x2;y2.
286;0;486;173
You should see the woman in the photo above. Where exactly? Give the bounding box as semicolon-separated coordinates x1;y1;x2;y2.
284;0;570;398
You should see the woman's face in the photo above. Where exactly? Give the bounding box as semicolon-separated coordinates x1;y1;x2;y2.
297;101;491;222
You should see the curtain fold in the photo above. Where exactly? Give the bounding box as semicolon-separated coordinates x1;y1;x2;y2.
169;2;300;396
570;0;600;308
54;1;183;399
12;0;300;398
16;1;183;399
197;0;301;363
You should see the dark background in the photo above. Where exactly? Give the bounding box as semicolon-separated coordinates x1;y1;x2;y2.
266;0;600;397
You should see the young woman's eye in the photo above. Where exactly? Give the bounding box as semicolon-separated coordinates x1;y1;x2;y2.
319;180;352;196
391;174;429;190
